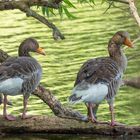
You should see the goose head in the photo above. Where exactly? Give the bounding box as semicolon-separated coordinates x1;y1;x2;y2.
18;38;46;57
108;31;134;57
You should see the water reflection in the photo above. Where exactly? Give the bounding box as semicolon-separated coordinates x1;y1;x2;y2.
0;134;140;140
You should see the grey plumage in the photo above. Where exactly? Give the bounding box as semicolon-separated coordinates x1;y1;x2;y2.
0;57;42;96
69;31;133;125
0;38;45;120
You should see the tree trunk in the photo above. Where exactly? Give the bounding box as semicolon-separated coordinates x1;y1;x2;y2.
0;115;140;136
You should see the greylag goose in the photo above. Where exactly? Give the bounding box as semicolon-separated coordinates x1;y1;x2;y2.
0;38;45;121
69;31;133;126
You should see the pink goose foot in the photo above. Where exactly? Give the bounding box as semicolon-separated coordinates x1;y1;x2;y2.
4;114;16;121
110;121;125;126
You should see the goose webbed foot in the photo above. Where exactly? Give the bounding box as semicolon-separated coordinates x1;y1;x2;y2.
21;95;32;119
89;117;108;125
109;121;125;126
108;104;125;126
4;114;16;121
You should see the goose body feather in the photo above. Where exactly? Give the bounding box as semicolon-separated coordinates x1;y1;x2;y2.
0;57;42;96
70;57;122;104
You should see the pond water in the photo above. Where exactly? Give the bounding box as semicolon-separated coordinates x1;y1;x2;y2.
0;1;140;139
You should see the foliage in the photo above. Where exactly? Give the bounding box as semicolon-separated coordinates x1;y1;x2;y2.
41;0;77;19
41;0;103;19
41;0;124;18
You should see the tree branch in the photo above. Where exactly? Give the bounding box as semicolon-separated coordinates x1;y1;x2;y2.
124;77;140;89
33;85;86;120
0;0;65;40
108;0;129;4
128;0;140;29
20;7;65;40
0;0;60;10
0;116;140;136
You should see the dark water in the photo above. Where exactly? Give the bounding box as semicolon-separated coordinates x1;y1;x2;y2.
0;134;140;140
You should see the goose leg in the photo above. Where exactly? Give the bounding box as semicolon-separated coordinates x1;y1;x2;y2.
92;104;99;120
109;104;115;126
88;103;98;123
21;95;32;119
88;103;108;124
85;103;97;121
0;94;2;105
109;104;124;126
0;94;12;105
3;95;16;121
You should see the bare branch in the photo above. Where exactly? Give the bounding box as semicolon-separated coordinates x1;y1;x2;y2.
0;0;65;40
128;0;140;28
0;115;140;135
108;0;129;4
127;37;140;60
20;7;65;40
132;36;140;44
0;0;60;10
33;85;85;120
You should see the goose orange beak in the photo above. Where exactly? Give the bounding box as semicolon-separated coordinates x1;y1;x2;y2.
36;47;46;55
124;38;134;48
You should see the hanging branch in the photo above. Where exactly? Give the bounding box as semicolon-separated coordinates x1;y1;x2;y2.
20;7;65;40
0;0;65;40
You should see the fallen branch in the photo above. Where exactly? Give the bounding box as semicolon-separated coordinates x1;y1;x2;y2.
0;116;140;135
0;48;140;136
0;0;64;40
33;86;86;120
124;77;140;89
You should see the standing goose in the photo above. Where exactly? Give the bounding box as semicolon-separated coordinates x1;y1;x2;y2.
69;31;133;126
0;38;45;121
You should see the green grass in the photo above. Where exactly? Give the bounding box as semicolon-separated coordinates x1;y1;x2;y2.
0;2;140;125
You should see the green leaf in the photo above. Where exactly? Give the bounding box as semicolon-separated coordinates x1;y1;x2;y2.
42;7;46;15
89;0;96;5
58;5;63;18
101;0;107;4
49;8;56;16
63;6;76;19
37;5;40;9
63;0;76;8
45;8;50;17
